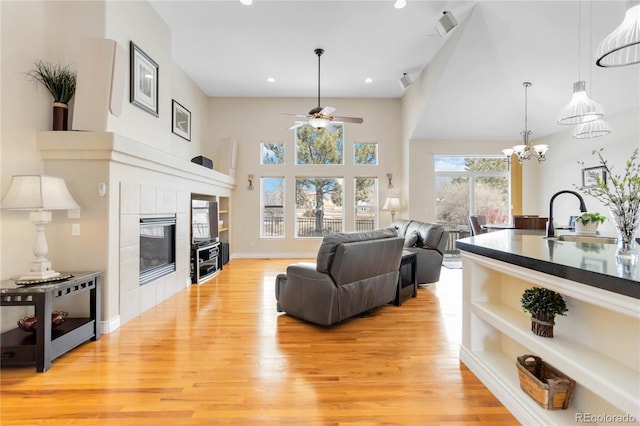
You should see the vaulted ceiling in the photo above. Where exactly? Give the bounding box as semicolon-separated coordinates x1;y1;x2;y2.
151;0;639;141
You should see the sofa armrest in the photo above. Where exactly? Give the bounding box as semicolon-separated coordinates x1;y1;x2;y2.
435;230;449;255
275;262;340;325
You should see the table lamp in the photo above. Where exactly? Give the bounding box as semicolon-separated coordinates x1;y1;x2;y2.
382;197;401;221
1;175;80;280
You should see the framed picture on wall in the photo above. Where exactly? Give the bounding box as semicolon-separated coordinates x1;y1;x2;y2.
582;166;606;188
172;100;191;141
130;41;159;116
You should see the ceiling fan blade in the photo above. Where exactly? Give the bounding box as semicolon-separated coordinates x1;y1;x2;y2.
320;106;336;116
288;122;306;130
279;113;310;118
332;116;364;124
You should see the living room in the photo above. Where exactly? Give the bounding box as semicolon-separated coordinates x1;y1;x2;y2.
1;1;639;423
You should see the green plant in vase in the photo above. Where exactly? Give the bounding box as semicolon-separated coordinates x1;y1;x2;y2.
578;149;640;264
27;61;76;130
574;212;606;235
521;287;568;338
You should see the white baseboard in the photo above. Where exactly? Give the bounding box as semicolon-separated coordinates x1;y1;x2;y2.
100;315;121;334
231;252;316;259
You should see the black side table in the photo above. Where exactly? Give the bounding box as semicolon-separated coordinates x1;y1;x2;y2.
0;272;102;372
393;251;417;306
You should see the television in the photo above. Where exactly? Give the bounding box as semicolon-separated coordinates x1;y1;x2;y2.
191;199;219;245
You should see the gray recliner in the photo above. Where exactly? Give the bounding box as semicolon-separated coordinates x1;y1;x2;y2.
390;220;449;284
275;229;404;326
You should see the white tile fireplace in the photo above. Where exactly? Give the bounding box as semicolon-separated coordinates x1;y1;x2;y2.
37;131;235;333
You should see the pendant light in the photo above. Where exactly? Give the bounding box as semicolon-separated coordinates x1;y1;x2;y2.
595;0;640;67
558;1;605;125
574;1;612;138
573;119;612;138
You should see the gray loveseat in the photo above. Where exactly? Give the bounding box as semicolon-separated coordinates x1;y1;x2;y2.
390;220;448;284
275;228;404;326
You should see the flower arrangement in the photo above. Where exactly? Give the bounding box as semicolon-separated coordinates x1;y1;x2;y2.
578;148;640;262
27;61;76;104
575;212;606;225
521;287;568;338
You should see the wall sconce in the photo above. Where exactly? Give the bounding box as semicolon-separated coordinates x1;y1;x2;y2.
248;174;254;190
386;173;394;189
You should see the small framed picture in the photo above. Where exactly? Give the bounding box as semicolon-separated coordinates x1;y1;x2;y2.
130;41;159;116
172;100;191;141
582;166;607;188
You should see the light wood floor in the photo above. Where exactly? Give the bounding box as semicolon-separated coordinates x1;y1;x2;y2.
1;259;518;425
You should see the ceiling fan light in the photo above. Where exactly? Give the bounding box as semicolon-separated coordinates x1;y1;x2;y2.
573;119;613;138
595;2;640;67
308;117;329;129
557;81;604;125
394;0;407;9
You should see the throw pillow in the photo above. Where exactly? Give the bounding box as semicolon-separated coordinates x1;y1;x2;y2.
404;230;418;247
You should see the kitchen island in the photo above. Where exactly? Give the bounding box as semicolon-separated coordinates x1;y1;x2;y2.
456;230;639;426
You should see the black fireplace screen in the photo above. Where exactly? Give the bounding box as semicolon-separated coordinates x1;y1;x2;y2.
139;216;176;285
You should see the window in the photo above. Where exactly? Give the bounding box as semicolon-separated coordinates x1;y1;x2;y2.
434;156;510;229
261;142;284;165
261;177;285;238
354;177;377;231
295;177;343;237
295;123;343;165
354;143;377;165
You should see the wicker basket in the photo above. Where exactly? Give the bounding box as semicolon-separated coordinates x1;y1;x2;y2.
516;354;576;410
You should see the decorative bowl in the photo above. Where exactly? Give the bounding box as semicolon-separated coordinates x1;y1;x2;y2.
17;311;68;332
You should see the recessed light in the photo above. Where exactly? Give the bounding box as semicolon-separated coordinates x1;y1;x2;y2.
240;0;252;5
394;0;406;9
364;78;373;84
267;77;276;83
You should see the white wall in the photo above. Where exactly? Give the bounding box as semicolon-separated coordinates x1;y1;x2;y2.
535;108;640;237
208;97;401;257
0;0;217;332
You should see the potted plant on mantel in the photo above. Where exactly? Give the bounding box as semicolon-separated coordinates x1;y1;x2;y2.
574;212;606;235
27;61;76;131
521;287;568;338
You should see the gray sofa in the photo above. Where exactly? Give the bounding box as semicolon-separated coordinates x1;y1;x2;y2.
390;220;448;284
275;228;404;326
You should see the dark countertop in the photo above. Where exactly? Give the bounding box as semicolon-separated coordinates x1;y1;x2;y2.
455;230;640;299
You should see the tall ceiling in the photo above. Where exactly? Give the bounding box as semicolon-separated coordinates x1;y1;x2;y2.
150;0;639;141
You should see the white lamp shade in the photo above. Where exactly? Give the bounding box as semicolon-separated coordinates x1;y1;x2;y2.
595;2;640;67
382;197;401;211
557;81;604;125
573;119;613;139
1;175;80;210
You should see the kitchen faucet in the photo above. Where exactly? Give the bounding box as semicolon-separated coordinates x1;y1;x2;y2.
546;190;587;238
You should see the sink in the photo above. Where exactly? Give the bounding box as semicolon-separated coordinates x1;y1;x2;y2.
557;235;617;244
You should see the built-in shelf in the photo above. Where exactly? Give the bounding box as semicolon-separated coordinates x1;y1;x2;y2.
472;301;639;416
460;250;640;425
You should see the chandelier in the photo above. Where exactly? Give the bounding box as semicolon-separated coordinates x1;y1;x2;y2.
502;82;548;163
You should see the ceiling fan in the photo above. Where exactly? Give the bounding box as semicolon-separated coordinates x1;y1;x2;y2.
281;48;364;130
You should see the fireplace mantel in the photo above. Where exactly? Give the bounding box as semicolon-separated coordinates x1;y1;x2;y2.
37;131;235;189
36;131;234;333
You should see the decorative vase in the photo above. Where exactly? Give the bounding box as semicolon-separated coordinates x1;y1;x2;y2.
52;102;69;131
530;313;555;338
608;206;639;264
575;221;598;235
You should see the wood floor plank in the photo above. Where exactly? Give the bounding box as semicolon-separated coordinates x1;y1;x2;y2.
0;258;518;425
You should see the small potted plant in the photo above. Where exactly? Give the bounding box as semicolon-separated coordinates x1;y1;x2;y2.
521;287;568;338
27;60;76;130
574;212;606;235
